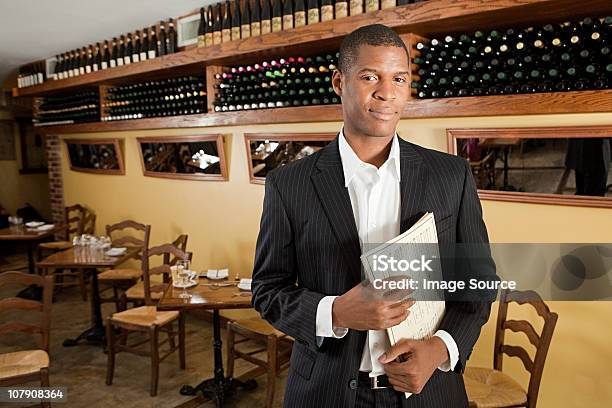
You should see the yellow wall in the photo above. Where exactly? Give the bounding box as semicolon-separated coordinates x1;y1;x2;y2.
0;110;51;220
61;112;612;407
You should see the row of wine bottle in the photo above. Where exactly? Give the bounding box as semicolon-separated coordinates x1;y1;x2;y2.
213;53;340;111
102;76;206;121
412;16;612;98
17;20;178;88
17;61;46;88
35;92;100;126
196;0;428;46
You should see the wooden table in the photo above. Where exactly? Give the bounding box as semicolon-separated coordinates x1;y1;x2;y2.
158;279;254;407
37;246;141;347
0;224;65;274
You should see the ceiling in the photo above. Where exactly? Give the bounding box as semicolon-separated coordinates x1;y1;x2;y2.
0;0;218;86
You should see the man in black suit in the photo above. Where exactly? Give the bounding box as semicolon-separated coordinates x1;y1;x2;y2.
252;24;497;407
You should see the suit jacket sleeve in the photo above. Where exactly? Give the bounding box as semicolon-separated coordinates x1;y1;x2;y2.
252;172;325;348
438;160;498;374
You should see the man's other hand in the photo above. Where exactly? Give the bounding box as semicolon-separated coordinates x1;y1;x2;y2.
378;337;449;394
331;278;415;331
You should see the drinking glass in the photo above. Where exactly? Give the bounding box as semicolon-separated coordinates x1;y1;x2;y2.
177;260;191;299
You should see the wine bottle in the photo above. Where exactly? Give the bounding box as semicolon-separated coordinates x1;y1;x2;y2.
307;0;319;25
350;0;363;16
167;20;177;53
232;0;242;40
222;2;231;42
101;43;110;70
125;33;133;64
272;0;283;32
110;39;118;68
365;0;378;13
252;0;262;36
242;0;252;38
294;0;306;28
140;28;149;61
79;48;86;75
213;5;223;44
149;27;158;59
158;21;167;56
381;0;394;9
93;43;101;71
117;35;125;66
335;0;348;19
132;32;141;63
85;46;93;73
261;0;272;34
321;0;333;22
198;7;207;47
283;0;294;30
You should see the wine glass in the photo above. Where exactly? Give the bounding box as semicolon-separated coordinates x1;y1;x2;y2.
177;260;191;299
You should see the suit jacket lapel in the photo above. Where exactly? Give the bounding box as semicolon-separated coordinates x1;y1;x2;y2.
311;137;362;284
399;138;429;233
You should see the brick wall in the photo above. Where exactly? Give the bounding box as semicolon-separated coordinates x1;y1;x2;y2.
45;134;65;239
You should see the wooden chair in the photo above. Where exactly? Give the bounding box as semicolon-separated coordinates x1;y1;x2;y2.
38;206;95;301
464;289;558;408
0;271;54;408
98;220;151;311
226;317;293;408
105;243;188;396
38;204;85;253
122;234;188;309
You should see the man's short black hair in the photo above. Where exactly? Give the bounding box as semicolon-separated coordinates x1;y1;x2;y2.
338;24;409;73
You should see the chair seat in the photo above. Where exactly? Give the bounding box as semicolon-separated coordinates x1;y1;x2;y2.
125;281;167;300
39;241;72;250
99;268;142;281
0;350;49;380
111;306;179;327
232;317;286;337
464;367;527;408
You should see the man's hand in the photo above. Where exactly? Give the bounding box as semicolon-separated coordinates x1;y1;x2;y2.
378;337;449;394
332;278;414;331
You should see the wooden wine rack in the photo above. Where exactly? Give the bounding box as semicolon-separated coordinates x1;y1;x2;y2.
14;0;612;134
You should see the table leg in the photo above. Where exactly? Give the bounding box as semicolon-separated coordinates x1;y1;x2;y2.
63;268;105;347
16;242;44;300
179;310;257;406
500;147;517;191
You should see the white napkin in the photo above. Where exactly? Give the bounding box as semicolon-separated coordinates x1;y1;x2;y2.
105;247;127;256
206;268;229;279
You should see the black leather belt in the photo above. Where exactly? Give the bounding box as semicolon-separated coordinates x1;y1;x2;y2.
358;371;392;389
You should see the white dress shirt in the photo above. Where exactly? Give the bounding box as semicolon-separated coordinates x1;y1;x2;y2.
315;129;459;376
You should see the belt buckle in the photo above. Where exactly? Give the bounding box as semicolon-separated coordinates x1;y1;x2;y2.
371;375;388;390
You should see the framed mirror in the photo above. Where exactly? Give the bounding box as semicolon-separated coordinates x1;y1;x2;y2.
244;133;336;184
65;138;124;175
447;126;612;208
137;134;227;181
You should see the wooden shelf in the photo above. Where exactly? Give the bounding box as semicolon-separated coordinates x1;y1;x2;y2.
15;0;612;98
34;90;612;134
403;90;612;118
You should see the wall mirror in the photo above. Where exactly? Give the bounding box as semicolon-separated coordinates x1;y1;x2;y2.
65;138;124;175
244;133;336;184
447;127;611;208
137;134;227;181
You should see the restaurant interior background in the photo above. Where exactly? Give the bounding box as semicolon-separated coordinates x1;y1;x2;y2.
1;0;612;407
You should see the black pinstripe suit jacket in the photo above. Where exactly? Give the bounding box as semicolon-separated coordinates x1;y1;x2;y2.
252;136;497;407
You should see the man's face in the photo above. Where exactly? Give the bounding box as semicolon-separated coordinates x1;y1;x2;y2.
333;44;410;138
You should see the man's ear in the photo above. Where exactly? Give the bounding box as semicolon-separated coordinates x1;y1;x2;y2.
332;69;343;97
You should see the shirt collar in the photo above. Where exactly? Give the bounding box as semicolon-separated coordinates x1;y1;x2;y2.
338;127;401;187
